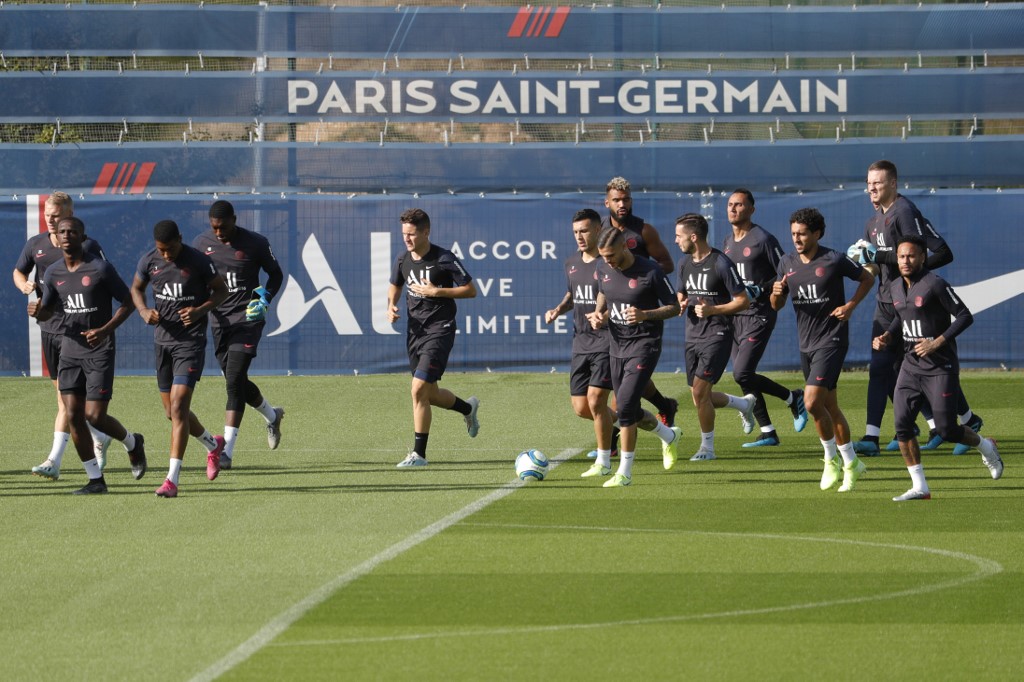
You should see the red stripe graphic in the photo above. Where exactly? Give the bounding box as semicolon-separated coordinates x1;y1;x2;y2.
508;7;570;38
507;7;531;37
112;163;131;193
131;162;156;194
38;194;49;234
118;163;138;192
546;7;570;37
93;163;118;194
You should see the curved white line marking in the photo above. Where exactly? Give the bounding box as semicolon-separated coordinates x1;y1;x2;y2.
272;523;1002;648
187;450;580;682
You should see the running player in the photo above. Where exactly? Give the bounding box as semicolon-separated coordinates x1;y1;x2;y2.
587;227;681;487
770;208;875;493
131;220;228;497
722;189;808;447
674;212;756;461
14;192;113;479
386;208;480;468
28;217;147;494
544;209;619;476
193;200;285;470
601;176;679;427
852;160;983;456
872;235;1002;501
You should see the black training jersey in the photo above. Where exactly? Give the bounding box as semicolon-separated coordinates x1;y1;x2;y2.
723;224;784;316
888;270;972;375
39;253;129;359
16;233;105;334
777;246;865;352
136;244;219;346
564;252;609;355
677;248;746;344
596;256;676;359
193;226;283;327
602;214;650;260
390;244;472;336
868;195;949;305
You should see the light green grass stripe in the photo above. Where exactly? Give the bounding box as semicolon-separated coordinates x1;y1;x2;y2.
188;448;581;682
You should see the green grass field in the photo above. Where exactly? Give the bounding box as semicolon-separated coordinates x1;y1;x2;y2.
1;371;1021;681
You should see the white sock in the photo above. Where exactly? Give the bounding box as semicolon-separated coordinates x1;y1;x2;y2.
88;423;111;444
908;464;929;492
821;437;838;462
82;458;102;480
49;432;70;467
652;421;675;443
837;442;857;466
167;458;183;485
701;431;715;451
224;426;240;460
760;425;775;434
977;438;995;458
959;409;973;425
864;424;881;438
195;430;218;451
725;394;747;411
616;451;635;478
785;392;795;406
596;449;611;469
122;432;136;451
255;399;277;423
926;419;937;430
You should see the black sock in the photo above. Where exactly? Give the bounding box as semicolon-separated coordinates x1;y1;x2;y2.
450;397;472;416
413;432;429;459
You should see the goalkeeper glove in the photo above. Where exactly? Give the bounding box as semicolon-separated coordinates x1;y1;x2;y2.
246;286;270;321
744;284;762;301
846;240;877;266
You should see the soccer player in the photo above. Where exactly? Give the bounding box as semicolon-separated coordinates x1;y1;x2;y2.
722;189;808;447
872;235;1002;501
131;220;228;498
193;200;285;471
770;208;875;493
586;227;681;487
385;208;480;468
13;192;113;480
674;212;756;461
852;160;984;456
544;209;618;477
27;217;147;494
601;176;679;427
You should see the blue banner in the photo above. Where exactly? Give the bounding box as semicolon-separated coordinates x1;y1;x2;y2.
1;138;1021;196
2;191;1022;377
2;5;1021;58
5;69;1022;123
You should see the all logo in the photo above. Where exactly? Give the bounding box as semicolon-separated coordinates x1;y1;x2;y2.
903;319;924;338
65;293;86;310
796;284;819;300
686;272;709;292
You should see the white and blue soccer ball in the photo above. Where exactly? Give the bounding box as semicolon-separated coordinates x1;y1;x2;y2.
515;449;549;481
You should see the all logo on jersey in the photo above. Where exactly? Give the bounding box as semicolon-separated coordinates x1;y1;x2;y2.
903;319;924;338
65;293;86;310
796;284;820;300
608;302;632;323
686;273;709;291
161;282;184;299
735;262;749;282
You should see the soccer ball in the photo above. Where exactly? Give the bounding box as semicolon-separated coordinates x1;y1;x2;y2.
515;449;549;481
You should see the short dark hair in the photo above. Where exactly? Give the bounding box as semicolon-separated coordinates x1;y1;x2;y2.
572;208;602;224
56;216;85;233
897;234;927;254
400;208;430;231
153;219;181;242
868;159;898;182
675;212;709;241
209;200;235;220
597;226;624;249
789;207;826;236
730;188;755;206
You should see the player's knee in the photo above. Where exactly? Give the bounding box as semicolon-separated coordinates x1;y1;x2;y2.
938;424;965;443
732;369;755;391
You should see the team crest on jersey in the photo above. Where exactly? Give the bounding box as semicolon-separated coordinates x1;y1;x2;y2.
628;278;638;289
235;250;246;260
815;266;825;278
81;276;91;287
915;296;924;307
743;246;752;257
626;238;637;249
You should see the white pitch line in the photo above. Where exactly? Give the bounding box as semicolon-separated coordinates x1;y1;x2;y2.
271;523;1003;649
188;449;581;682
